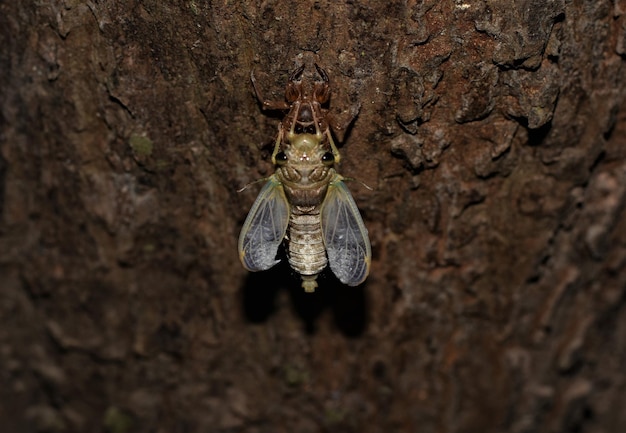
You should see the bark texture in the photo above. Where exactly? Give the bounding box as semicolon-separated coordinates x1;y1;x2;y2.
1;1;626;432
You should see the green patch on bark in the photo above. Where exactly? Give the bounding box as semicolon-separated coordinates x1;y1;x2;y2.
129;134;153;156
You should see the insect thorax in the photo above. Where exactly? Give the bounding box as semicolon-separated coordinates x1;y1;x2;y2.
276;133;335;207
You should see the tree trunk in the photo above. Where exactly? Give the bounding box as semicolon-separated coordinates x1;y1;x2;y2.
1;1;625;432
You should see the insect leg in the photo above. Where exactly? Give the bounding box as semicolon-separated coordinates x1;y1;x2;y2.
313;64;330;103
251;70;291;111
271;126;284;165
287;101;302;137
325;129;342;164
289;64;306;82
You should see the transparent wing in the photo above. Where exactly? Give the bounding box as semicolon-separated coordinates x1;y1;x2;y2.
238;176;290;271
321;176;371;286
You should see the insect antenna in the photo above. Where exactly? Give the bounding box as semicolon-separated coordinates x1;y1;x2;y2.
340;177;374;191
237;177;269;193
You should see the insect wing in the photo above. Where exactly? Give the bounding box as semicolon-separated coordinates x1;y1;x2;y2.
238;176;290;271
321;178;371;286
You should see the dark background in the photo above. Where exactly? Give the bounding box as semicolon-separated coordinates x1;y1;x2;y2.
1;1;625;432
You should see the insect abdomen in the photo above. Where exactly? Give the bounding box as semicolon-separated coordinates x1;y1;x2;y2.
287;207;327;292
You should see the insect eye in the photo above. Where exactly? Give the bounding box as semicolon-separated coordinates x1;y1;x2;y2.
285;83;301;102
321;152;334;166
313;83;330;104
275;152;288;165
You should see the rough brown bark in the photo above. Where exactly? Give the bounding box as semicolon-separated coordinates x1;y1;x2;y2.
1;1;625;432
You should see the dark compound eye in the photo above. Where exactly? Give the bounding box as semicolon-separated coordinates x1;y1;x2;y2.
321;152;334;166
275;151;288;164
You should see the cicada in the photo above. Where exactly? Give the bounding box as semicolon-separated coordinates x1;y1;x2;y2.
238;64;371;292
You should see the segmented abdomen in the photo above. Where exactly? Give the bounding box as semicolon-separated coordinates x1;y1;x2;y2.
287;207;327;278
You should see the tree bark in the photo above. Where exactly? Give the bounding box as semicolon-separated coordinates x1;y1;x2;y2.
1;1;625;432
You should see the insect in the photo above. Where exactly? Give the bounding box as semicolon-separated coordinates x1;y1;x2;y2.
238;64;371;292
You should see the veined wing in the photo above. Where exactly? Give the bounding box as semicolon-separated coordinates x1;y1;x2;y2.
320;175;371;286
238;175;290;271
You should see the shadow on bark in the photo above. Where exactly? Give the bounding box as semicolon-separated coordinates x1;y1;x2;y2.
241;257;367;336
